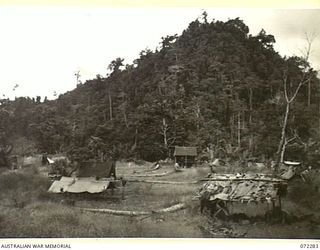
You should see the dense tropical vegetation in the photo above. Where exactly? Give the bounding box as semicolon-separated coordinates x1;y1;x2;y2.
1;14;319;165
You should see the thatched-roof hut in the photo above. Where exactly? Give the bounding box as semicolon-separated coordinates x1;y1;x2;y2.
174;146;197;167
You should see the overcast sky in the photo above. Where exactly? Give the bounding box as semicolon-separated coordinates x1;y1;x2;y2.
0;7;319;100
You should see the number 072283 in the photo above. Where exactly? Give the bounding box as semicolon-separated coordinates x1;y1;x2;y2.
300;244;319;248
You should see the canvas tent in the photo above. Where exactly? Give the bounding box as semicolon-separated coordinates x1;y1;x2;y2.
174;146;197;167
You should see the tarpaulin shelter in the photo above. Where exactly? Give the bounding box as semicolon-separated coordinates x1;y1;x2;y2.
174;146;197;167
77;161;114;178
48;176;124;194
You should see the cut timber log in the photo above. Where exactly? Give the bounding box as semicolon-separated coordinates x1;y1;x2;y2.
126;178;286;185
156;203;186;213
80;203;187;216
133;167;161;174
130;170;175;177
81;208;150;216
127;179;198;185
199;178;287;183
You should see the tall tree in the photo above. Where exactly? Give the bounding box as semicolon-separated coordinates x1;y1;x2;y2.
275;36;315;171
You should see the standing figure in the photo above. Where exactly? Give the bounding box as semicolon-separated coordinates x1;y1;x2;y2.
42;153;49;165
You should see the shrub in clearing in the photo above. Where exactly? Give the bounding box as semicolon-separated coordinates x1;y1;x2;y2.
0;214;4;225
288;179;320;209
0;170;51;207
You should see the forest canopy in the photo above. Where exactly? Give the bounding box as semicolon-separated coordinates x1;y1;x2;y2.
1;15;319;165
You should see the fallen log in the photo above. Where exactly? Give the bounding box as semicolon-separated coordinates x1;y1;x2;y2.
80;208;150;216
132;167;161;174
199;178;287;183
126;178;286;185
127;179;198;185
156;203;187;213
129;170;175;177
79;203;187;216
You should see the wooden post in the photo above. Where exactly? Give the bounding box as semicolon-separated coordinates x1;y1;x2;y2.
121;186;125;200
272;200;275;217
278;195;282;210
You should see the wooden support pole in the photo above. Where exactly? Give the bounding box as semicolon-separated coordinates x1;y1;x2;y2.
278;195;282;210
272;200;275;215
121;186;125;200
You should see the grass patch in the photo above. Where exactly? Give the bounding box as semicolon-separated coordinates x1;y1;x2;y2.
0;161;319;238
0;201;203;238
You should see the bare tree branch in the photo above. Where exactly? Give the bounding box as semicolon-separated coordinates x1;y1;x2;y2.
275;34;317;172
283;72;289;103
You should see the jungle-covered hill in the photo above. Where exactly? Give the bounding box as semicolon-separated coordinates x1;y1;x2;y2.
1;15;320;164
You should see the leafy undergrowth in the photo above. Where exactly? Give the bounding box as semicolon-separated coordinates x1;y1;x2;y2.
0;167;51;208
287;172;320;212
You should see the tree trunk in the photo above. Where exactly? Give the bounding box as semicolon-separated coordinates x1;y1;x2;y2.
132;128;138;151
237;112;241;148
249;135;254;154
194;103;200;134
275;36;314;173
163;118;168;148
249;87;253;125
308;78;311;107
162;118;168;148
123;112;128;128
276;103;290;170
123;106;129;128
280;138;287;165
242;110;246;129
230;114;234;142
319;101;320;136
225;100;230;127
108;90;113;121
319;81;320;135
